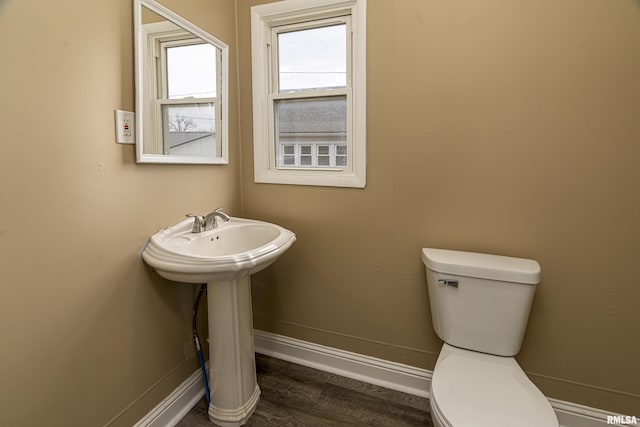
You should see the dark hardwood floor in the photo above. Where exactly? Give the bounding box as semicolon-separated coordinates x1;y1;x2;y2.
177;353;433;426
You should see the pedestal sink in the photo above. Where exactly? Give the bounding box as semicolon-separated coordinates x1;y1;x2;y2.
142;216;296;426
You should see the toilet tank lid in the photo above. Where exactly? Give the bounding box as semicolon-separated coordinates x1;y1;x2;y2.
422;248;541;284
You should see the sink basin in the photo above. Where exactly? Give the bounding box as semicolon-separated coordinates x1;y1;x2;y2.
142;216;295;426
142;217;296;283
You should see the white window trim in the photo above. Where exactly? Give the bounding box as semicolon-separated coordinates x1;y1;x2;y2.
144;29;222;155
251;0;366;188
141;22;223;157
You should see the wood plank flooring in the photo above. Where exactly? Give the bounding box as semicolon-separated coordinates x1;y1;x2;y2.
177;353;433;426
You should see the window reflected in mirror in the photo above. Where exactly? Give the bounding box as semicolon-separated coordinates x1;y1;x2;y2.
135;0;228;164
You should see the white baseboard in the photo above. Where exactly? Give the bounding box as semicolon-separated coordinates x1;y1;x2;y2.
253;329;431;398
253;330;632;427
134;362;208;427
136;331;633;427
551;399;636;427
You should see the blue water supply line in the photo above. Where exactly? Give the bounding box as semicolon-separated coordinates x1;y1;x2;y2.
193;284;211;407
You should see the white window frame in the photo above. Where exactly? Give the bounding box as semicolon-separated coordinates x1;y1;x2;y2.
251;0;366;188
142;22;222;156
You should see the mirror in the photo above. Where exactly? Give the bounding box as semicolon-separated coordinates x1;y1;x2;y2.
134;0;229;164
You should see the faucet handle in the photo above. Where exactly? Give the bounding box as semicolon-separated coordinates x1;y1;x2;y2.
185;214;205;233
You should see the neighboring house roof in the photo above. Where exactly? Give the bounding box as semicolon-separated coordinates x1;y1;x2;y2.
277;98;346;135
168;131;214;148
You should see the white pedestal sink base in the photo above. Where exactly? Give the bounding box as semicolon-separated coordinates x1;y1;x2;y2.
206;275;260;427
208;385;260;427
142;217;296;425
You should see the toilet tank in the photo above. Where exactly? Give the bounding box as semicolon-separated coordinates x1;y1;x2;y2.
422;248;541;357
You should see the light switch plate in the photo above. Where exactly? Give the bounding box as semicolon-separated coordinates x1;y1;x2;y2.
115;110;135;144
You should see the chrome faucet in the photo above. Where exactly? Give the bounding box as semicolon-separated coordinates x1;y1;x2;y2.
204;208;231;230
186;208;230;233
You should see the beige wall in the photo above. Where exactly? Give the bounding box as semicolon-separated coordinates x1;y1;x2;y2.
0;0;239;425
1;0;639;424
238;0;640;415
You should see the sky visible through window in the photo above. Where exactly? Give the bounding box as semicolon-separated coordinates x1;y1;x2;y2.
166;43;216;133
166;26;347;97
277;24;347;92
167;43;216;99
165;25;347;164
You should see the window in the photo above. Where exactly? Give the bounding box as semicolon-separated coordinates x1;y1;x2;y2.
278;143;348;168
142;21;222;157
251;0;366;188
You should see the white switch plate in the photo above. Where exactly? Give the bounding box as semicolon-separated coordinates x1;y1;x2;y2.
115;110;135;144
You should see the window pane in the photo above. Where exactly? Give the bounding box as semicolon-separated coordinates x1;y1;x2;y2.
278;24;346;92
166;43;217;99
336;144;347;167
275;96;346;168
162;103;215;156
281;145;295;165
318;144;330;166
300;144;312;166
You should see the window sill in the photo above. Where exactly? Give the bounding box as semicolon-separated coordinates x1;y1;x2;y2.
254;167;365;188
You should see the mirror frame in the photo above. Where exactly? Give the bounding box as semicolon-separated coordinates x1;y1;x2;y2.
134;0;229;164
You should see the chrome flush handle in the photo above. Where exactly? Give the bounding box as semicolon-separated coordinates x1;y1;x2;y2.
438;279;459;288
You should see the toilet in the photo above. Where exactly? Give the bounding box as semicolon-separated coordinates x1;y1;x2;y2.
422;248;559;427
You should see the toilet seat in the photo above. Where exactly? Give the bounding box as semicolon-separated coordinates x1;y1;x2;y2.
430;344;558;427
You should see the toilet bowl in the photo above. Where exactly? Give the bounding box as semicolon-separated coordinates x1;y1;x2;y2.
422;248;558;427
430;344;557;427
